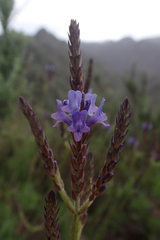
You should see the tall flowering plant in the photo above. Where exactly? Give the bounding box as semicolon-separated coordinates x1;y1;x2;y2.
19;20;131;240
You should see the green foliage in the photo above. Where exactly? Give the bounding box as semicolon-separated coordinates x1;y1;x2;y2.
0;30;29;119
0;201;18;239
0;76;11;118
0;0;14;34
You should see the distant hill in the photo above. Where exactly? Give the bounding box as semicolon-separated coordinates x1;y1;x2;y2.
26;29;160;103
82;37;160;77
31;29;160;79
26;29;109;94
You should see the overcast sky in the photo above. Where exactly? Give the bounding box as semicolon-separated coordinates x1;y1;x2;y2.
8;0;160;42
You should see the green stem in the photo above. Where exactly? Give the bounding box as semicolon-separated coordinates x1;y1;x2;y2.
59;188;74;213
78;199;93;215
53;167;75;213
71;201;83;240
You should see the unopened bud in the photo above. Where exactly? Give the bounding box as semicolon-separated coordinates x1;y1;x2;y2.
40;152;47;162
77;167;84;180
72;190;78;201
71;173;78;187
108;161;117;171
89;193;95;201
96;185;108;196
71;158;78;171
78;181;84;193
77;152;83;165
47;156;54;169
96;175;102;189
45;165;54;177
101;163;108;176
48;148;54;157
103;172;114;183
53;160;58;173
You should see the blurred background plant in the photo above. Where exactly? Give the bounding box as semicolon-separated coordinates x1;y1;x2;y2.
0;0;29;119
0;1;160;239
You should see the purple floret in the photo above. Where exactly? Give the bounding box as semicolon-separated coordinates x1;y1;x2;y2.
51;99;72;126
68;110;90;142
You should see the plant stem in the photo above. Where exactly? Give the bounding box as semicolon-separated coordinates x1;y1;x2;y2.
71;200;83;240
59;188;75;213
78;199;93;215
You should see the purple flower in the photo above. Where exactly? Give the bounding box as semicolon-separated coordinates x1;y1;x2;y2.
85;93;98;116
45;64;55;72
127;137;139;147
87;98;109;128
62;90;82;113
51;100;72;126
141;123;153;131
68;110;90;142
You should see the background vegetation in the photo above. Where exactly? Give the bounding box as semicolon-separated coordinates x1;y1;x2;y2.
0;1;160;239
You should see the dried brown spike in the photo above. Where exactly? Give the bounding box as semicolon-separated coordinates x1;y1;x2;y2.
19;96;63;189
103;97;131;173
68;20;84;91
80;151;94;205
44;190;61;240
89;98;131;200
19;96;52;163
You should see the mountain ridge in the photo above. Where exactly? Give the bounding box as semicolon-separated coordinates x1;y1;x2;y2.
33;28;160;78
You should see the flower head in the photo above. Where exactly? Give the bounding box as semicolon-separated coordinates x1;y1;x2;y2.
51;91;109;142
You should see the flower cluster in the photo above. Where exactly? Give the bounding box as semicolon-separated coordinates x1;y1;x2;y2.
141;122;153;131
51;90;109;142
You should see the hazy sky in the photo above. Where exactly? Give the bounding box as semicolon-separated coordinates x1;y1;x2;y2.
9;0;160;42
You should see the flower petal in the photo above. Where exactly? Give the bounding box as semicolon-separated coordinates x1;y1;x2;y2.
85;93;98;116
51;99;72;126
87;98;108;127
62;90;82;113
68;110;90;141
